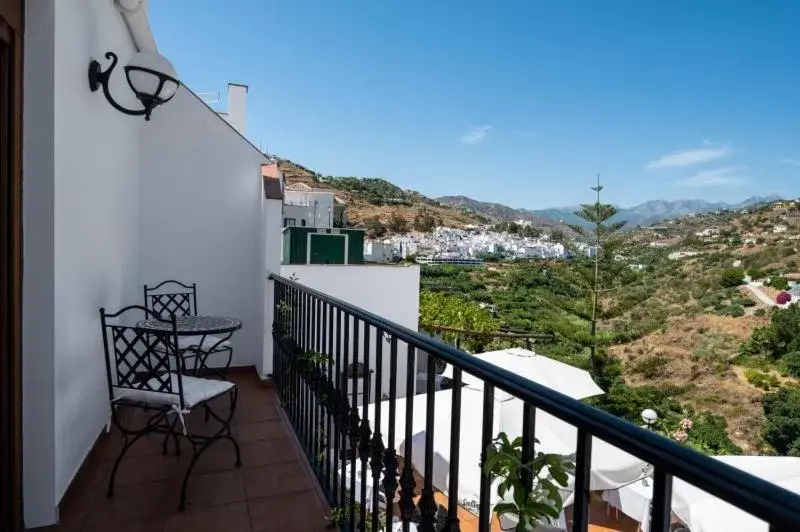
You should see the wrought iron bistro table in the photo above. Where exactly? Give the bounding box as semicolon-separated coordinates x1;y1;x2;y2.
136;315;242;376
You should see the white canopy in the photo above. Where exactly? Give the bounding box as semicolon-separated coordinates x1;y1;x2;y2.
361;387;648;513
673;456;800;532
606;455;800;532
440;348;605;401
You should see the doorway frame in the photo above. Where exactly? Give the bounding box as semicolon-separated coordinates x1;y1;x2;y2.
0;0;24;530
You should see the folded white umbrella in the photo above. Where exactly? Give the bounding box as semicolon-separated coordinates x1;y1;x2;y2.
671;456;800;532
440;348;605;401
361;387;647;517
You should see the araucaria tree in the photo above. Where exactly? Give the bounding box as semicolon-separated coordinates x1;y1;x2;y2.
559;176;636;388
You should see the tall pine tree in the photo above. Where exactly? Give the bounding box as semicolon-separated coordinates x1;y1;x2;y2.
549;176;645;389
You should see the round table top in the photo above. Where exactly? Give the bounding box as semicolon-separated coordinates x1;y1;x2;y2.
136;315;242;336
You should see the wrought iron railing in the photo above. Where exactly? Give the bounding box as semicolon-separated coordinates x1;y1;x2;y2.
270;274;800;532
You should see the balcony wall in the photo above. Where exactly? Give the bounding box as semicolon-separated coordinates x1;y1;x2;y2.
279;264;421;399
138;87;268;372
21;1;274;527
23;0;143;526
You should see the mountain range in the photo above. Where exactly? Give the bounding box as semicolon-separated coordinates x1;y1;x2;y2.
437;195;782;228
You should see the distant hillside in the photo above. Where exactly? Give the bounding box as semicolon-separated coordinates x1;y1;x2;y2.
440;195;781;229
436;196;562;227
277;159;487;231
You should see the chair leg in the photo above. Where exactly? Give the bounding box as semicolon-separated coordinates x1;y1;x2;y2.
107;418;158;497
178;386;241;511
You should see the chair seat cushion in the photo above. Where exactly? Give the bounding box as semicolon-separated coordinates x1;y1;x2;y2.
113;373;234;409
178;335;232;351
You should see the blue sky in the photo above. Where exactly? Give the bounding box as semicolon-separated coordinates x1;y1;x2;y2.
149;1;798;209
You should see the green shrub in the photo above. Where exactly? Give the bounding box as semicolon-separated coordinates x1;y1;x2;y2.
755;308;767;317
782;351;800;378
719;268;745;288
769;276;790;290
744;368;780;390
629;355;670;379
727;304;745;318
763;387;800;455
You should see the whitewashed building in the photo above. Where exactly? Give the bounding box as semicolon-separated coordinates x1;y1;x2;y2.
16;0;282;526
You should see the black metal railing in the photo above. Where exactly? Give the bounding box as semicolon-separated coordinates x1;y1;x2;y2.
270;274;800;532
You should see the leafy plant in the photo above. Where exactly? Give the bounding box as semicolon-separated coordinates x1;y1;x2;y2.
763;386;800;456
744;368;780;390
718;268;745;288
777;292;792;305
484;432;574;530
769;276;790;291
419;289;499;352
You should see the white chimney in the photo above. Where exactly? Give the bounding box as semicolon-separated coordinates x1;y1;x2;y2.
221;83;247;136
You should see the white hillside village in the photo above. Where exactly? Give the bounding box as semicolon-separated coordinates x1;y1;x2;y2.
367;226;579;263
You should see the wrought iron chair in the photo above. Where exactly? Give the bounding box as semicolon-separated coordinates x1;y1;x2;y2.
100;305;241;511
143;280;234;378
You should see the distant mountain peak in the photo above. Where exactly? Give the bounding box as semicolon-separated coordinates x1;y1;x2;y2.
437;195;784;228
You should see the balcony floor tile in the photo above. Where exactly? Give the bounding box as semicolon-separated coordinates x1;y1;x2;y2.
35;370;325;532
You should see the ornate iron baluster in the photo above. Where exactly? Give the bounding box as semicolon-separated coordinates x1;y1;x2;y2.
399;345;417;528
418;353;438;532
370;329;385;532
383;336;400;524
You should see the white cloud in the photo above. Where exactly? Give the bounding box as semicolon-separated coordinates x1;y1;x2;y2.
460;125;491;145
780;158;800;167
647;146;732;170
677;166;747;187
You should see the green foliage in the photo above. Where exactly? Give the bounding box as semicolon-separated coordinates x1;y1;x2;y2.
718;268;745;288
782;351;800;378
768;276;790;290
747;268;766;280
592;383;741;454
763;386;800;456
412;208;437;232
484;432;574;530
362;216;386;238
387;212;409;233
744;368;780;390
419;290;499;352
629;355;669;379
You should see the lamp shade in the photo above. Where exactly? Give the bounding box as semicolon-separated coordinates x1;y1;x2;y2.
641;408;658;425
124;51;180;106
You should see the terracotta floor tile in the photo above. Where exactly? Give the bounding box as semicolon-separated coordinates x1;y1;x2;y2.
85;479;177;526
236;421;290;443
164;502;252;532
239;438;299;467
180;441;243;475
103;453;183;488
236;403;281;423
243;461;314;501
248;491;330;532
83;516;167;532
182;470;245;509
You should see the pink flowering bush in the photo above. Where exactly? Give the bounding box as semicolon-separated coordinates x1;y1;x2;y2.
777;291;792;305
663;417;694;444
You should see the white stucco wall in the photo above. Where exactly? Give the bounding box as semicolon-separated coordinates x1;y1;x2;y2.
279;264;421;400
24;0;142;525
283;190;335;228
138;87;268;371
263;198;284;377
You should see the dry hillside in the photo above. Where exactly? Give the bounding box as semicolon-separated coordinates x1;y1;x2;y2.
278;159;485;230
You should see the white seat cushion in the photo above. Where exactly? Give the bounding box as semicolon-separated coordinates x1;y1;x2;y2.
113;373;234;409
178;335;232;351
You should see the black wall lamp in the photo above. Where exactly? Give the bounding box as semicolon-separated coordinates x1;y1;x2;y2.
88;51;180;121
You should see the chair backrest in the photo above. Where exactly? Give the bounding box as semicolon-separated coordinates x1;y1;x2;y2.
143;280;197;317
100;305;185;408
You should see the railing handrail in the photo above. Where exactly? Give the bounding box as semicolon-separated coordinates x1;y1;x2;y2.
270;273;800;528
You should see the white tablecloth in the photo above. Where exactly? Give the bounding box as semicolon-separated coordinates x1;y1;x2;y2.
602;481;653;531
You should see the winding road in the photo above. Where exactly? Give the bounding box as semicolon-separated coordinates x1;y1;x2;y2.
743;283;778;307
